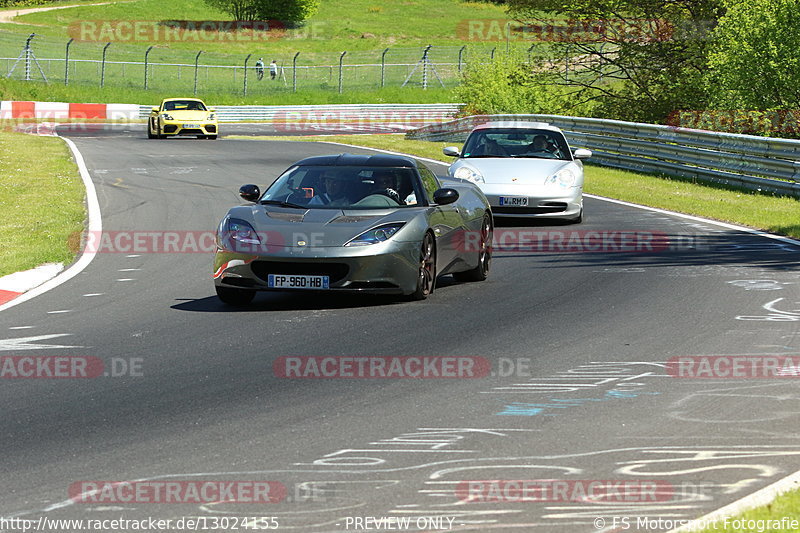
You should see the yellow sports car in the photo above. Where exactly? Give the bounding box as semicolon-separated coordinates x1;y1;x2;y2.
148;98;218;140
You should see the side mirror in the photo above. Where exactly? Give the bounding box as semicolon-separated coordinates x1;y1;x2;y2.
433;188;459;206
573;148;592;160
443;146;461;157
239;184;261;202
151;106;159;113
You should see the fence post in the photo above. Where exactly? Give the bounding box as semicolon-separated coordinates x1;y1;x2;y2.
64;38;73;86
194;50;202;96
100;42;111;88
380;47;389;88
338;51;346;93
243;54;251;96
422;45;431;90
292;52;299;92
458;45;466;73
490;47;496;60
144;45;154;89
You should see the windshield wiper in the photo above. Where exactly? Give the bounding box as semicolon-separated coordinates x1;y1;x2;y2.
260;199;306;209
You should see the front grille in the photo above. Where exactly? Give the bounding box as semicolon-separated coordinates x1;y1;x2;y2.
163;125;178;133
251;261;349;284
495;203;567;215
179;128;204;135
205;125;217;133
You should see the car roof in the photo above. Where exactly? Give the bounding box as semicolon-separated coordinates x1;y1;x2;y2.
161;98;205;103
294;153;421;168
473;121;562;133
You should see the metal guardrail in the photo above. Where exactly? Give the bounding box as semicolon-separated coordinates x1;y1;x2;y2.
138;103;462;123
408;114;800;197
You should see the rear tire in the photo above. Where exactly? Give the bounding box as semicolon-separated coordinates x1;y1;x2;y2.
408;232;436;301
453;213;492;282
216;286;255;306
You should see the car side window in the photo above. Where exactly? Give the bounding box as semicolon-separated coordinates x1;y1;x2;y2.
417;165;440;203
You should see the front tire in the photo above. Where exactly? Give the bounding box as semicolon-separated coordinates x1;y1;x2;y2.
453;213;492;282
216;286;255;306
147;120;156;139
408;232;436;301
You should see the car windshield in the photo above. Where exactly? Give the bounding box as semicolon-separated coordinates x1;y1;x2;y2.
163;100;207;111
461;128;571;160
260;165;425;209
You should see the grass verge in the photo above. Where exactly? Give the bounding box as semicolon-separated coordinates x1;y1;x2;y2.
694;488;800;532
230;133;800;239
0;129;84;277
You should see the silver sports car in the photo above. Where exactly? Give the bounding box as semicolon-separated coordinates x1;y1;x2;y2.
213;153;493;305
444;121;592;222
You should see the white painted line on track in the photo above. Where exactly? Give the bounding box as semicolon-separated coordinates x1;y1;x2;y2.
8;326;33;330
584;194;800;248
668;469;800;532
82;293;104;297
118;268;141;272
319;141;800;248
0;137;102;313
46;310;72;314
115;279;135;282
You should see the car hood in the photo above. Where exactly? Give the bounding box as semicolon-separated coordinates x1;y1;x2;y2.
228;205;422;248
164;110;211;120
450;158;572;185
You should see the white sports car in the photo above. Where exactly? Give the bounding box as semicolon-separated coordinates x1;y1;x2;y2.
444;121;591;222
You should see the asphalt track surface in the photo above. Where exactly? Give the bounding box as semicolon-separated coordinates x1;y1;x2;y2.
1;124;799;533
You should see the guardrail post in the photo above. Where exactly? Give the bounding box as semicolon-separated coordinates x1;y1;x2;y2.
193;50;202;95
458;45;466;73
243;54;251;96
144;45;154;89
100;42;111;88
64;38;73;86
338;51;346;94
380;47;389;88
292;52;299;92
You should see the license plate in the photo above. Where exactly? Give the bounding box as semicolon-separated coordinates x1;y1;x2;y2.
499;196;529;206
183;123;201;128
268;274;329;290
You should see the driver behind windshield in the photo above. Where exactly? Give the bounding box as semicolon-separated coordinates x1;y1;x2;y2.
308;171;350;206
365;169;402;204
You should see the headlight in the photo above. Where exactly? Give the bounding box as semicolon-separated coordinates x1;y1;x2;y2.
345;223;405;246
218;217;261;251
548;168;576;188
161;113;174;121
454;166;484;184
207;113;216;121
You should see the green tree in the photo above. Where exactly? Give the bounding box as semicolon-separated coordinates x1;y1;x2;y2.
452;52;569;115
498;0;725;122
204;0;320;23
707;0;800;109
